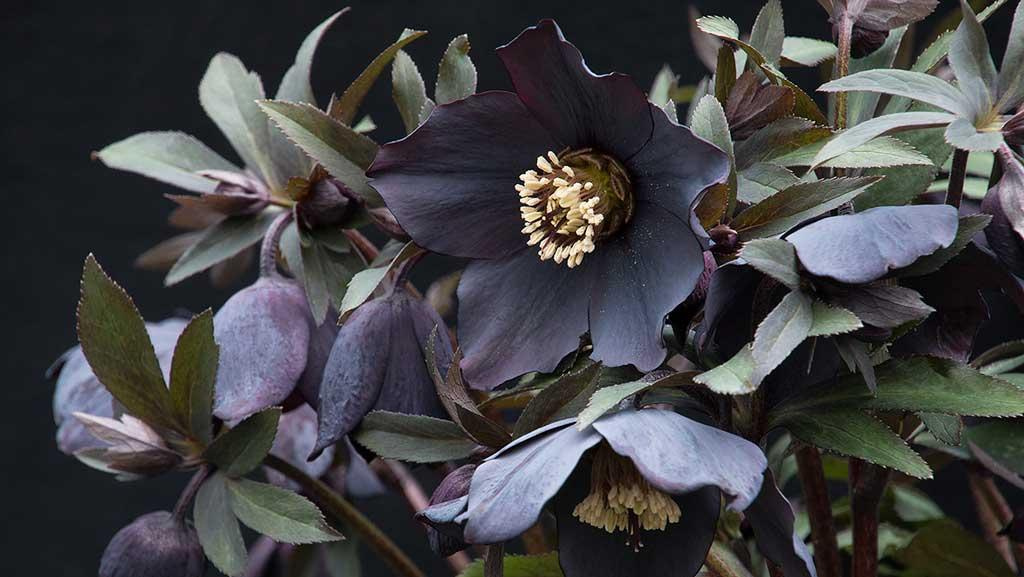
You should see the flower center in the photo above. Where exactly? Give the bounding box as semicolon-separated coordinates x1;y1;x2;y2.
517;149;633;268
572;444;681;551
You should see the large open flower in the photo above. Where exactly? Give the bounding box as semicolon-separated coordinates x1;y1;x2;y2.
368;20;730;389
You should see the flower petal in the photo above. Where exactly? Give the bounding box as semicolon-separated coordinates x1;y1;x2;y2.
554;469;720;577
593;408;767;510
458;248;598;390
264;404;335;490
745;470;817;577
368;91;558;259
786;205;959;284
628;104;731;221
588;203;705;371
497;20;653;160
462;424;601;543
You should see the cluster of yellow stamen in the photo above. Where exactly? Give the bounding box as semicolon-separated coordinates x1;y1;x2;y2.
573;444;681;551
517;151;606;268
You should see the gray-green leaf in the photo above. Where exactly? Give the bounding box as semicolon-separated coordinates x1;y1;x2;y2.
751;290;813;382
436;34;477;105
194;474;247;577
226;477;343;544
94;131;238;194
169;309;218;443
392;45;434;134
740;238;800;289
353;411;477;463
694;346;757;395
204;407;281;477
166;209;278;285
731;176;880;239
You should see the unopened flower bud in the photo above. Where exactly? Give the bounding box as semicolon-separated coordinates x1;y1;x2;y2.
196;169;270;215
297;179;355;229
837;24;888;58
418;465;476;556
99;511;204;577
709;224;739;254
1003;109;1024;146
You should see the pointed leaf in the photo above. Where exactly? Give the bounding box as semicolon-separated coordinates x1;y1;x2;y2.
95;131;238;194
811;111;956;168
808;301;862;337
695;346;757;395
780;37;835;66
77;255;176;430
732;176;880;239
819;69;967;116
774;135;933;169
514;362;602;436
166;210;277;285
331;30;427;125
749;0;785;67
195;474;247;576
353;410;476;463
436;34;477;105
277;9;347;104
690;94;736;217
948;0;997;99
169;309;218;442
336;242;420;321
204;408;281;477
918;412;963;446
740;238;800;289
392;43;434;133
945;117;1004;151
998;0;1024;110
752;290;813;382
226;477;343;543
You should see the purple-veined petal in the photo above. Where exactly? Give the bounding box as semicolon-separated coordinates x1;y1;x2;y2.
786;205;959;284
745;470;817;577
368;91;558;259
589;203;706;371
497;20;653;160
593;408;767;510
458;248;598;390
554;469;720;577
52;318;186;454
462;424;601;543
213;278;311;421
628;103;731;222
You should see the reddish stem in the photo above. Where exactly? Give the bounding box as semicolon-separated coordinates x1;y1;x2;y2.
796;447;842;577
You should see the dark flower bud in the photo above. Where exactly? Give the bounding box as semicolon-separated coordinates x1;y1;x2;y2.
297;179;356;230
418;465;476;556
99;511;204;577
709;224;739;254
213;277;312;421
835;24;888;58
981;175;1024;278
1003;109;1024;146
192;169;270;215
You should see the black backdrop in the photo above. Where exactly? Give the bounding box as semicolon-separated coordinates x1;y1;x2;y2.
1;0;1012;575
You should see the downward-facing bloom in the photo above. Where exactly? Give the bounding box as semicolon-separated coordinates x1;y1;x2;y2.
368;20;729;389
420;408;813;577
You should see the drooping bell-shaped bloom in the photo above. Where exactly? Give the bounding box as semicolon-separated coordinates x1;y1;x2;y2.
51;318;186;454
368;20;729;390
99;511;204;577
213;276;336;421
419;408;815;577
314;288;451;453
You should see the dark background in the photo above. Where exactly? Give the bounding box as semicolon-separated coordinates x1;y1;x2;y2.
1;0;1012;575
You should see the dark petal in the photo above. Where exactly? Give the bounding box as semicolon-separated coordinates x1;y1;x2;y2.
372;292;448;419
892;254;990;362
497;20;653;160
982;182;1024;277
264;404;335;490
828;285;934;329
554;469;720;577
314;298;392;452
99;511;204;577
53;318;186;454
847;0;938;31
787;205;959;284
213;278;311;421
593;408;766;510
589;203;706;371
418;494;471;557
458;248;597;390
698;262;763;360
296;314;339;407
368;91;558;259
745;471;817;577
625;102;730;221
462;423;601;543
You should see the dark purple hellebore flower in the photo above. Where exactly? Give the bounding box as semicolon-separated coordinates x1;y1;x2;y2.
368;20;730;390
419;408;813;577
313;288;452;454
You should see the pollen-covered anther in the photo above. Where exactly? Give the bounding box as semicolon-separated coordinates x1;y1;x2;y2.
572;444;681;551
517;149;632;268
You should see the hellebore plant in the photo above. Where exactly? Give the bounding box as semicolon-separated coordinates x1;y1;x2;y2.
48;2;1024;577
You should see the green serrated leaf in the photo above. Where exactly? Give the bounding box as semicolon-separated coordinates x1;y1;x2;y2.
277;10;346;105
731;177;880;239
436;34;477;105
94;131;238;194
774;136;933;169
650;64;677;107
392;44;434;134
780;407;932;478
332;30;427;125
780;36;835;67
820;69;968;116
576;372;693;429
353;411;477;463
514;362;602;436
690;94;737;217
748;0;785;68
918;412;963;446
258;100;379;203
751;290;813;382
458;553;563;577
898;519;1015;577
740;238;800;288
694;346;757;395
945;117;1005;151
811;111;956;169
204;408;281;477
195;474;247;576
227;477;343;544
964;420;1024;476
972;340;1024;375
337;242;420;321
808;301;862;337
77;255;177;431
169;309;218;443
166;210;278;286
298;228;364;325
199;53;280;190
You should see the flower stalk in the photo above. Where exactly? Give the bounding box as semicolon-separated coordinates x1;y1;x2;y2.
850;458;891;577
259;210;294;278
172;465;211;522
946;149;970;209
795;447;841;577
264;454;426;577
